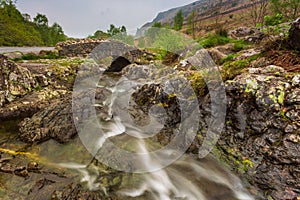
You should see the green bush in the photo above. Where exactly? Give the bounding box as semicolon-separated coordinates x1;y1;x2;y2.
264;14;283;26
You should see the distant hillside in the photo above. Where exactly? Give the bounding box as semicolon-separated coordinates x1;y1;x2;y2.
0;1;66;46
137;0;251;35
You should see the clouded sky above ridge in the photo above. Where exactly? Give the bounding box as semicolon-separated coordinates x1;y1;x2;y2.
16;0;196;38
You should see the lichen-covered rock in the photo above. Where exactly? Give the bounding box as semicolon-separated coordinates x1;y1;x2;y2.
215;66;300;199
0;54;37;107
19;95;76;143
229;27;253;38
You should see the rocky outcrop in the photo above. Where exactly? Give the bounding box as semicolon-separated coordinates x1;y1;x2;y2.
229;27;254;38
124;63;300;199
215;65;300;200
19;95;76;143
289;18;300;50
0;54;77;120
0;88;68;120
0;54;37;107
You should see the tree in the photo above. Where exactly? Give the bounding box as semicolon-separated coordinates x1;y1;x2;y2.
187;10;196;39
89;30;110;39
107;24;127;36
250;0;269;26
49;22;66;45
152;22;162;28
0;2;66;46
22;13;31;21
174;10;184;31
270;0;300;20
33;13;48;27
107;24;134;45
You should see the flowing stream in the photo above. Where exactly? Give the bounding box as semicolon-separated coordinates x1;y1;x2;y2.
59;67;255;200
0;51;256;199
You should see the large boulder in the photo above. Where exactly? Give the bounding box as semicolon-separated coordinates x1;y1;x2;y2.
19;95;76;143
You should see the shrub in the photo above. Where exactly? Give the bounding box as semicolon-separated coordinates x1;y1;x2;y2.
264;14;283;26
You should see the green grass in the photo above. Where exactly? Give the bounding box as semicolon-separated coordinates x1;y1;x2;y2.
199;33;251;51
233;40;249;51
221;53;239;64
199;34;232;48
13;51;61;61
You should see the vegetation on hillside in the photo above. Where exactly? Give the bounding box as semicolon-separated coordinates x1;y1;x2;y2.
88;24;134;44
0;0;67;46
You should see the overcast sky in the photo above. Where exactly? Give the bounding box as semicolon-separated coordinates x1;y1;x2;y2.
16;0;196;38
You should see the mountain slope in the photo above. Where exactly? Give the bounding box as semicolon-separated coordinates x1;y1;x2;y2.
138;0;251;35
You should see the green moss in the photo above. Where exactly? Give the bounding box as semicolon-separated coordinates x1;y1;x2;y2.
247;53;261;62
278;90;285;105
268;85;285;105
221;53;239;64
109;176;122;187
265;76;274;82
13;52;61;61
212;145;254;174
187;71;207;96
167;93;177;99
222;59;250;80
242;159;254;171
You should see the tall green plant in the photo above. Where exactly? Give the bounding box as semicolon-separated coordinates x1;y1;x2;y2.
174;10;184;31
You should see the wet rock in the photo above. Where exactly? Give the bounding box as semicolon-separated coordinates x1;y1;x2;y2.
289;18;300;50
19;95;76;143
27;161;39;171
